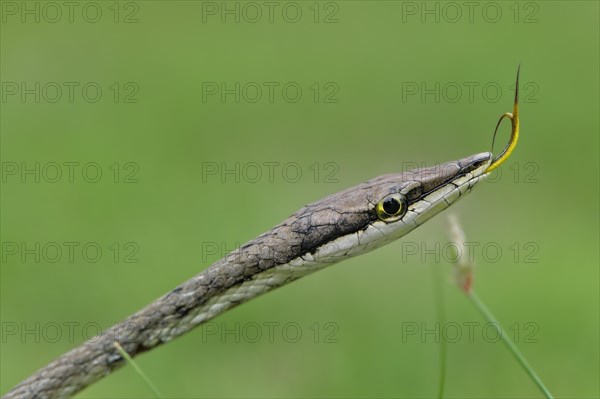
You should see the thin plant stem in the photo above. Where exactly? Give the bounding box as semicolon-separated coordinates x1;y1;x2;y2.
431;264;447;399
113;342;163;399
445;215;553;399
467;291;553;399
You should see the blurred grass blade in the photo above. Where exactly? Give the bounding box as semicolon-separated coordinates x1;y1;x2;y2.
446;215;553;399
467;291;554;399
431;264;447;398
113;342;163;398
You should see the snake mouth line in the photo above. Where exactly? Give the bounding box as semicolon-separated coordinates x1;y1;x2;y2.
412;152;491;206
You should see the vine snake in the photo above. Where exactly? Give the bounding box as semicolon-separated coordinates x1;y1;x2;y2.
4;68;520;399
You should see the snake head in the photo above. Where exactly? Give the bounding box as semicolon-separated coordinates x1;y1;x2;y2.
279;152;492;264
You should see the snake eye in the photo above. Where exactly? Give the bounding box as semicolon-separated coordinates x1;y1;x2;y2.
375;194;407;222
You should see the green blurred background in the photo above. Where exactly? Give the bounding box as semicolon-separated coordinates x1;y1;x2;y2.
1;1;598;398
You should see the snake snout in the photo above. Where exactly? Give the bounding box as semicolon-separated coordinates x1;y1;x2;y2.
459;152;492;175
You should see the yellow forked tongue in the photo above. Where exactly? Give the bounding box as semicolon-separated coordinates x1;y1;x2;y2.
486;65;520;173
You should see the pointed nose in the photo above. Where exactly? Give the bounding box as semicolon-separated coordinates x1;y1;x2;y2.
458;152;492;175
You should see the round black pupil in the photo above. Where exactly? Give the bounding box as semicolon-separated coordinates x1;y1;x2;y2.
382;197;401;215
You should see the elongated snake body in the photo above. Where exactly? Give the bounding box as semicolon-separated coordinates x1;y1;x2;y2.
4;154;491;398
